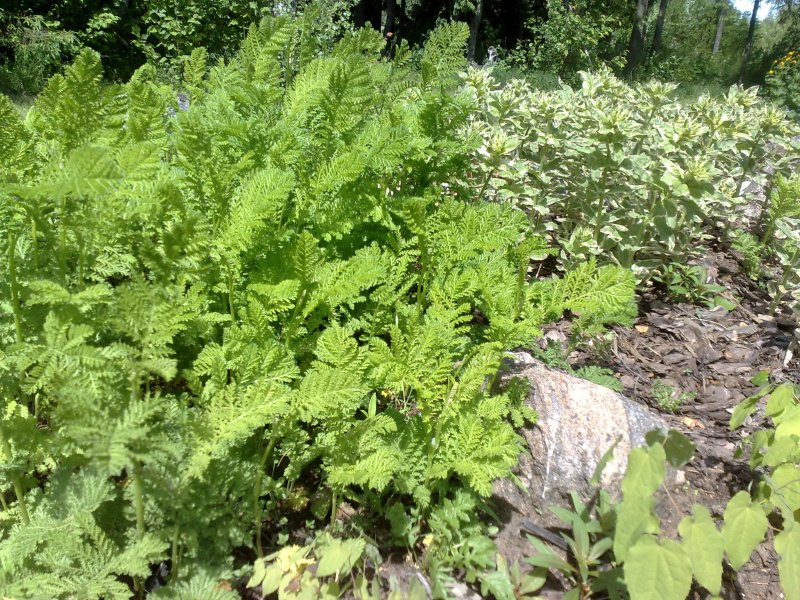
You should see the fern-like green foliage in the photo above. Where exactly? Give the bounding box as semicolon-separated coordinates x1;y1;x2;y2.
0;14;637;596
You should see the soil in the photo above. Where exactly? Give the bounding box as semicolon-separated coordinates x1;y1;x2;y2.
564;240;799;600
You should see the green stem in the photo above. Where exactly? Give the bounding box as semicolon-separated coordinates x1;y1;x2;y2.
476;168;496;203
78;238;85;289
330;489;338;528
227;273;236;321
8;237;23;344
132;459;146;540
769;255;799;315
735;135;763;196
0;491;9;512
58;203;68;282
415;241;428;323
592;144;612;243
253;432;279;558
0;428;30;525
170;525;180;583
30;218;38;271
425;380;457;484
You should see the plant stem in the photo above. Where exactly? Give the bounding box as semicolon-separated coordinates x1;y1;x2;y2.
30;218;38;270
0;428;30;525
254;431;279;557
735;134;763;196
132;460;146;540
8;235;23;344
228;272;236;321
170;525;180;583
330;489;338;528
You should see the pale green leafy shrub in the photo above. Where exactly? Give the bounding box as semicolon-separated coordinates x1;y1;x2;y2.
460;66;800;283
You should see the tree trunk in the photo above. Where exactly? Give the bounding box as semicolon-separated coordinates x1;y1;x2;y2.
624;0;650;77
739;0;760;82
467;0;483;61
384;0;396;37
650;0;669;56
712;2;725;55
353;0;382;30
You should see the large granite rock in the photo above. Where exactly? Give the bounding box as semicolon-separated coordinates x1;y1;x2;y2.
492;352;670;567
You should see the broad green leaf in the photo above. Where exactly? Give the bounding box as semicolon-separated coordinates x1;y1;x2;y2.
247;558;267;588
776;528;800;600
260;563;284;595
622;443;666;499
750;371;770;387
316;538;365;577
645;429;695;468
769;464;800;517
763;436;800;467
624;536;692;600
678;505;723;594
729;394;760;429
721;491;768;569
766;383;796;417
775;405;800;439
614;497;659;563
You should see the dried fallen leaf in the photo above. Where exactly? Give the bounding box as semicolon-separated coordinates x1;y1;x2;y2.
635;324;650;333
682;416;705;429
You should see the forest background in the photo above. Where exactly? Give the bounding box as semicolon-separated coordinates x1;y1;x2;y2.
2;0;800;102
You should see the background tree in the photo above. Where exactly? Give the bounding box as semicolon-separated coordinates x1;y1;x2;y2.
650;0;670;55
468;0;484;60
713;0;726;54
625;0;652;76
740;0;762;81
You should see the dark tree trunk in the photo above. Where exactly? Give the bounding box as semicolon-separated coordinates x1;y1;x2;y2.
384;0;396;36
624;0;650;77
352;0;366;28
350;0;382;31
739;0;760;82
650;0;669;56
353;0;381;30
712;2;725;55
467;0;484;61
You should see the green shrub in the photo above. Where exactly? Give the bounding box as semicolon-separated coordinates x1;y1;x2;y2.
0;11;82;95
461;66;800;283
765;48;800;114
0;18;637;596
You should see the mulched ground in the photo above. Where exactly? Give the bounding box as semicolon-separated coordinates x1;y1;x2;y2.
569;241;799;600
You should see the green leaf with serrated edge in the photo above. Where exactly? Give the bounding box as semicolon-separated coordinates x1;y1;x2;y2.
767;383;797;417
646;430;695;468
776;527;800;600
776;405;800;438
624;536;692;600
622;444;666;499
770;464;800;517
678;505;724;595
730;394;760;429
722;491;768;570
614;498;659;563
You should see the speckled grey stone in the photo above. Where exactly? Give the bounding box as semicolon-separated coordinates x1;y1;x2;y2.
491;352;670;567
